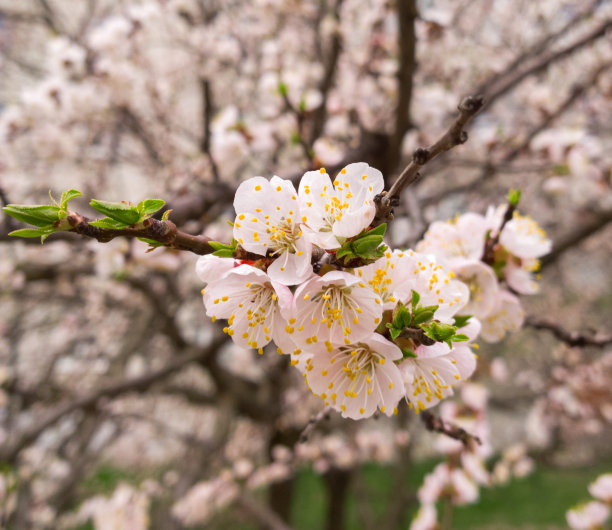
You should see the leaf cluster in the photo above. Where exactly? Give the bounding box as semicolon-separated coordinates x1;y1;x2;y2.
3;189;82;242
386;290;470;349
209;239;238;258
336;223;388;264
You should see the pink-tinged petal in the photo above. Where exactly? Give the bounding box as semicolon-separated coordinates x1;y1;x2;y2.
480;290;524;343
332;207;375;238
450;345;477;380
459;317;482;342
504;262;539;294
233;212;270;255
270;281;294;312
305;336;404;419
452;260;499;319
267;239;313;285
233;176;272;214
298;169;334;230
195;255;235;284
336;162;384;196
367;333;403;361
500;214;552;259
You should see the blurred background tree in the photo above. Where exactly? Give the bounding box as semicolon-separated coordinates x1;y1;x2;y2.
0;0;611;528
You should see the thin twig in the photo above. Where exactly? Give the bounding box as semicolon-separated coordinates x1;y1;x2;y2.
375;95;484;221
298;406;332;443
200;77;220;181
526;318;612;348
421;410;481;447
540;209;612;268
236;491;296;530
0;337;227;464
65;212;214;255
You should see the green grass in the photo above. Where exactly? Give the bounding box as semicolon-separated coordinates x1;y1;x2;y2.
77;459;611;529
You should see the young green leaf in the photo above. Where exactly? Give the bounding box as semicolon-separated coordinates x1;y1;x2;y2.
453;315;472;328
410;289;420;310
367;223;386;237
507;188;521;207
137;237;165;248
89;218;130;229
8;225;57;243
413;310;435;325
212;249;235;258
401;348;417;359
137;199;165;216
60;189;82;209
90;199;140;225
2;204;60;227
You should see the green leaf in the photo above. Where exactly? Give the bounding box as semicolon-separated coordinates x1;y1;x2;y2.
89;199;140;225
391;302;412;330
336;246;354;259
213;249;235;258
351;234;383;255
452;334;469;342
137;199;165;216
8;225;57;243
3;204;60;227
453;315;472;328
413;310;435;325
506;188;521;207
137;237;164;248
367;223;387;237
161;210;171;221
209;240;234;251
390;328;401;340
60;189;82;209
421;321;458;343
401;348;417;359
89;218;130;229
410;290;420;310
278;82;288;97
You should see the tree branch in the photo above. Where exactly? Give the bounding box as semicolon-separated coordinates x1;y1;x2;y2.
480;17;612;111
525;318;612;348
65;212;215;255
0;337;227;465
540;209;612;268
421;410;481;447
375;94;484;221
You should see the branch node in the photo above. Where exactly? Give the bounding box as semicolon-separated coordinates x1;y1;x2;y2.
413;147;430;165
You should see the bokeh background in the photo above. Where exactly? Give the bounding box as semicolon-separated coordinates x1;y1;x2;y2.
0;0;611;528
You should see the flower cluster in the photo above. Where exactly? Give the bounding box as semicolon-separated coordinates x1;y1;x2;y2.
417;202;551;342
567;473;612;530
197;165;550;419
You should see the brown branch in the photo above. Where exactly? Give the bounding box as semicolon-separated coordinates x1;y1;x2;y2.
482;201;516;265
421;410;481;447
525;318;612;348
66;212;215;255
236;491;296;530
308;0;344;147
540;209;612;268
387;0;418;171
375;94;484;221
0;337;227;465
474;0;604;98
199;78;220;182
298;406;332;443
118;106;164;166
480;17;612;111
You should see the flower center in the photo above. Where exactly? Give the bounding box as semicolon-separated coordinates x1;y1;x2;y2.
268;218;302;255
